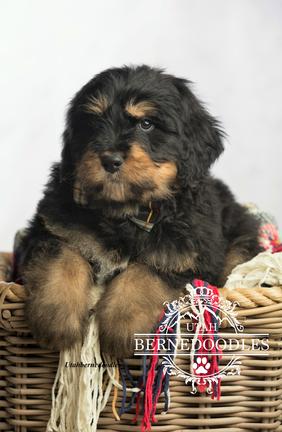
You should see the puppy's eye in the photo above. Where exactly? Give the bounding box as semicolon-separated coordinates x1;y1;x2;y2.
139;118;154;132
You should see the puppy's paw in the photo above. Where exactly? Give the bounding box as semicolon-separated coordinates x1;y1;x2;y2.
95;264;174;359
25;294;88;351
23;242;93;351
96;302;157;359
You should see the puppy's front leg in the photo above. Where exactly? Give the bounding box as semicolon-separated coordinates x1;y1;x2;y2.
24;242;93;351
96;263;180;359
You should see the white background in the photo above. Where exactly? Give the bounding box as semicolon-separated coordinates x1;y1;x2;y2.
0;0;281;251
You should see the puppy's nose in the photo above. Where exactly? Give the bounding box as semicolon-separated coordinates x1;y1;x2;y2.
100;153;124;173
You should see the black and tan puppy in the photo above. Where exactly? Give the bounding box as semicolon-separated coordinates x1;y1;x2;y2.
20;65;261;358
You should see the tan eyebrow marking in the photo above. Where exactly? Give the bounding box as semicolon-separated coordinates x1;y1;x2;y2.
125;100;156;118
84;94;109;114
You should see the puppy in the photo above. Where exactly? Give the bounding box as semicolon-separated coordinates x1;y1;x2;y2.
19;65;261;358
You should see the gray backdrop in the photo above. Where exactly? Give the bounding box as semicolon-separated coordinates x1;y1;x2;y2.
0;0;281;250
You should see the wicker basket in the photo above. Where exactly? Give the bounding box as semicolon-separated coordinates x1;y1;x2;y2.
1;276;282;431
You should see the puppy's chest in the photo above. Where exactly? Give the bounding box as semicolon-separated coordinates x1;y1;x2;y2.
91;224;198;279
89;239;186;282
134;230;197;273
78;227;196;281
42;218;129;285
69;234;129;285
89;255;128;285
44;217;197;281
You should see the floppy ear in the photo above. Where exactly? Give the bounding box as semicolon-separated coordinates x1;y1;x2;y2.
174;79;224;189
60;127;74;182
59;99;86;183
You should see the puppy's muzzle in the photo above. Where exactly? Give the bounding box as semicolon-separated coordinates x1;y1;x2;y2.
100;152;124;173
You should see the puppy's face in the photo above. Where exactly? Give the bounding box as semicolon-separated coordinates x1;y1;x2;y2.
62;66;224;206
73;95;178;204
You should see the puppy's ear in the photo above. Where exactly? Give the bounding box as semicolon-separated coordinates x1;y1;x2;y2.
174;79;224;189
60;127;74;182
60;99;81;183
60;95;94;184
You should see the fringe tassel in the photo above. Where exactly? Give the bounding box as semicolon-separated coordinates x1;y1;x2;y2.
140;309;179;431
47;316;114;432
141;327;161;432
112;367;120;421
118;306;178;431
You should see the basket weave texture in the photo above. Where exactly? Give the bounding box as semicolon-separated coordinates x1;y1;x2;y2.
1;277;282;431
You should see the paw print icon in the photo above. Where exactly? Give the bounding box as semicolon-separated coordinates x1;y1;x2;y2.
193;356;211;374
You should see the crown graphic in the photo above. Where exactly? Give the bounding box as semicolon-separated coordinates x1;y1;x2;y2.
194;286;215;298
